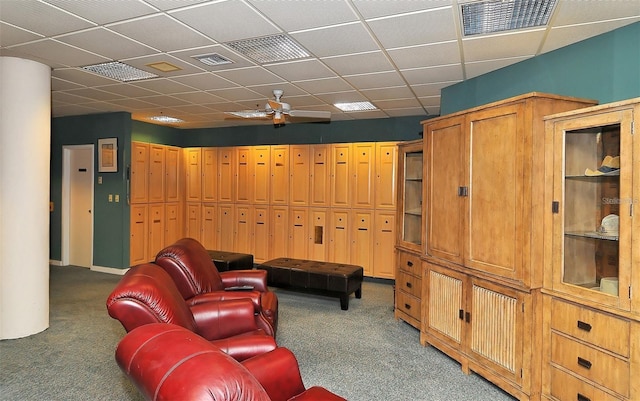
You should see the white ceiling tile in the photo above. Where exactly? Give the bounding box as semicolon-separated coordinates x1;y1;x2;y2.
314;90;369;104
53;68;120;86
137;94;191;107
0;0;94;36
352;0;452;19
343;71;406;90
9;39;110;68
0;22;42;47
64;87;124;101
388;41;460;69
215;66;284;87
95;83;161;98
401;64;463;85
248;0;358;32
208;87;264;102
245;84;306;99
292;77;354;93
465;57;530;79
170;45;256;71
361;86;415;101
131;77;209;94
462;29;546;62
265;59;336;81
56;27;157;60
552;0;640;26
107;97;159;109
373;98;422;109
413;82;458;97
291;22;379;58
367;7;457;48
169;73;236;91
385;107;429;117
170;91;227;104
51;77;84;91
541;19;640;54
322;51;394;76
143;0;209;11
43;0;157;25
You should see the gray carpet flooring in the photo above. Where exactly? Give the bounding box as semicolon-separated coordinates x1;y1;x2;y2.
0;265;515;401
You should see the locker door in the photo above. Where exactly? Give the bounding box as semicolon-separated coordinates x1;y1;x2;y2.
130;204;148;265
185;203;201;242
270;145;289;205
148;203;165;258
164;203;181;247
351;211;373;276
217;204;235;252
235;147;251;203
148;145;165;203
329;209;350;264
234;205;252;254
201;204;217;250
218;148;234;203
373;211;396;279
130;142;149;204
202;148;217;202
352;142;374;209
289;207;308;259
289;145;310;206
310;144;331;207
253;206;270;263
184;148;201;202
269;206;289;259
331;144;351;207
308;208;328;261
375;142;398;209
165;146;181;203
252;146;270;204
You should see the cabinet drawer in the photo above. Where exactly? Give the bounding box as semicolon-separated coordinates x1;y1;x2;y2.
550;299;630;357
397;271;421;298
550;366;623;401
551;333;629;397
396;291;421;321
398;251;421;276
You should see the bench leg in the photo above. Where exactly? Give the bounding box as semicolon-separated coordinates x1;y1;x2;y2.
355;286;362;299
340;294;349;310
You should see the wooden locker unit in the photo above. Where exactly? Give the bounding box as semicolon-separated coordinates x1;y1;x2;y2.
288;207;308;260
234;205;252;255
270;145;289;205
289;145;310;206
252;146;270;204
130;204;148;265
373;210;395;279
202;147;217;202
310;144;331;207
331;144;351;208
375;142;398;210
201;203;217;250
328;209;350;264
148;145;165;203
217;204;235;252
235;147;251;204
252;206;270;263
165;146;181;203
130;142;149;204
185;203;201;242
351;142;375;209
217;147;234;203
164;203;182;247
184;148;202;203
351;210;374;276
269;206;289;260
308;208;328;261
148;203;165;258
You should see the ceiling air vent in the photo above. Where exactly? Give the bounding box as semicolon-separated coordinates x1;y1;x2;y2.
461;0;557;36
192;53;234;66
82;61;158;82
226;34;310;64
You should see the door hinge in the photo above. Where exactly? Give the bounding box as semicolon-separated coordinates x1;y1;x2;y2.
552;201;559;214
520;369;523;378
522;302;525;313
629;286;632;300
631;121;635;135
630;203;634;217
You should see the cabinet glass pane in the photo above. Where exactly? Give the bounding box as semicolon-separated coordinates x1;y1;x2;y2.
403;151;423;245
563;124;620;296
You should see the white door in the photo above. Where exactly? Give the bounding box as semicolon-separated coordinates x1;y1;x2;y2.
63;145;94;268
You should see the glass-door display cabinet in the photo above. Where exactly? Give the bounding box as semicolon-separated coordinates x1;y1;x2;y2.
396;140;424;251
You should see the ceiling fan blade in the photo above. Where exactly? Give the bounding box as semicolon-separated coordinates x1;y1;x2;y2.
273;112;286;125
225;111;270;119
288;109;331;119
268;99;284;111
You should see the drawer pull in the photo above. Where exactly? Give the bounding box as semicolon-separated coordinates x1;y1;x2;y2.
406;282;412;288
577;357;592;369
577;320;592;332
459;309;464;320
404;303;411;310
577;393;591;401
407;261;413;267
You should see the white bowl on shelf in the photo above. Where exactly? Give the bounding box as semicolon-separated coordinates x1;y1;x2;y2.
600;277;619;296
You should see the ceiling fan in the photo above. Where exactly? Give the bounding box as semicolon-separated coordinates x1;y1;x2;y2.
226;89;331;127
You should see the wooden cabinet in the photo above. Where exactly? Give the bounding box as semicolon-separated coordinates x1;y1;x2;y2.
396;140;423;252
217;148;234;203
217;204;234;252
252;146;270;204
252;206;270;263
373;210;395;279
351;210;374;275
148;203;165;258
542;98;640;401
310;144;331;207
290;145;310;206
375;142;397;210
289;207;308;259
185;202;201;242
130;204;148;265
328;209;350;264
270;145;289;205
308;208;328;261
130;142;149;204
331;144;351;208
201;148;217;202
164;203;181;247
201;203;217;250
184;148;201;203
148;145;165;203
165;146;181;203
235;147;251;204
269;206;289;259
395;249;422;329
352;142;375;209
234;205;252;255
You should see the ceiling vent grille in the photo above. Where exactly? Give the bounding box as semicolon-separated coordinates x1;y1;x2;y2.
192;53;234;66
226;34;310;64
461;0;557;36
82;61;158;82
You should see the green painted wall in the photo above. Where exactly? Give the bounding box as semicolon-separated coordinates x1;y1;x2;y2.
441;22;639;114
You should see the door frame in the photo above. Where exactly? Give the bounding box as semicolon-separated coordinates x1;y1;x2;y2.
61;144;94;267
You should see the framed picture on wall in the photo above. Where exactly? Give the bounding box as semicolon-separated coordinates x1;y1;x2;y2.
98;138;118;172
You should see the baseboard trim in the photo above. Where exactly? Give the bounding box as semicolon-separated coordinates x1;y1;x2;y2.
49;260;63;266
91;266;129;275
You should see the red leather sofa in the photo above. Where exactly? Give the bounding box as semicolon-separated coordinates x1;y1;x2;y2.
106;262;276;361
155;238;278;336
116;323;347;401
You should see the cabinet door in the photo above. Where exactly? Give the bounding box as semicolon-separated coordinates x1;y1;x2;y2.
217;148;234;203
217;204;235;252
130;204;148;265
164;203;181;246
308;208;328;261
351;210;373;275
148;145;165;203
465;104;525;280
310;144;331;207
329;209;350;264
202;147;217;202
253;206;270;263
289;145;310;206
165;146;181;203
234;205;252;254
235;147;251;203
270;145;289;205
425;118;465;264
252;146;270;204
351;142;374;209
201;204;217;250
397;140;424;251
375;142;397;209
184;148;201;202
185;203;201;242
331;144;351;207
269;206;289;259
130;142;149;204
148;203;165;258
288;208;308;259
373;211;395;279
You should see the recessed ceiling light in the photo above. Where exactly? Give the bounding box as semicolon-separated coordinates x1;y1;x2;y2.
334;101;378;112
461;0;557;36
226;34;310;64
192;53;234;66
82;61;158;82
146;62;182;73
149;115;183;124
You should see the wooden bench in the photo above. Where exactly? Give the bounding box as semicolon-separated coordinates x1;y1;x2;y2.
258;258;363;310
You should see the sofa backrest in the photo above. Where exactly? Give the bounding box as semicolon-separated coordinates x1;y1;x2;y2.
106;263;197;333
155;237;224;299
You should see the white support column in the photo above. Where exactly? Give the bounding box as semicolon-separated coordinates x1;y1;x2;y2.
0;57;51;339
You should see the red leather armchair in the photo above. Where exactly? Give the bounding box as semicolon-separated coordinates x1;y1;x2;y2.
116;323;347;401
155;238;278;336
106;263;276;361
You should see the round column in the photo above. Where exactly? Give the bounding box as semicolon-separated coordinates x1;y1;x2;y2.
0;57;51;339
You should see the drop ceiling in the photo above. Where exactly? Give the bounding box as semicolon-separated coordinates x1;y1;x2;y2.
1;0;638;129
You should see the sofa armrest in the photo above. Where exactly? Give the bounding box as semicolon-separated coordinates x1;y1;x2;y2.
220;270;269;292
242;347;307;401
191;298;260;340
188;290;262;312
